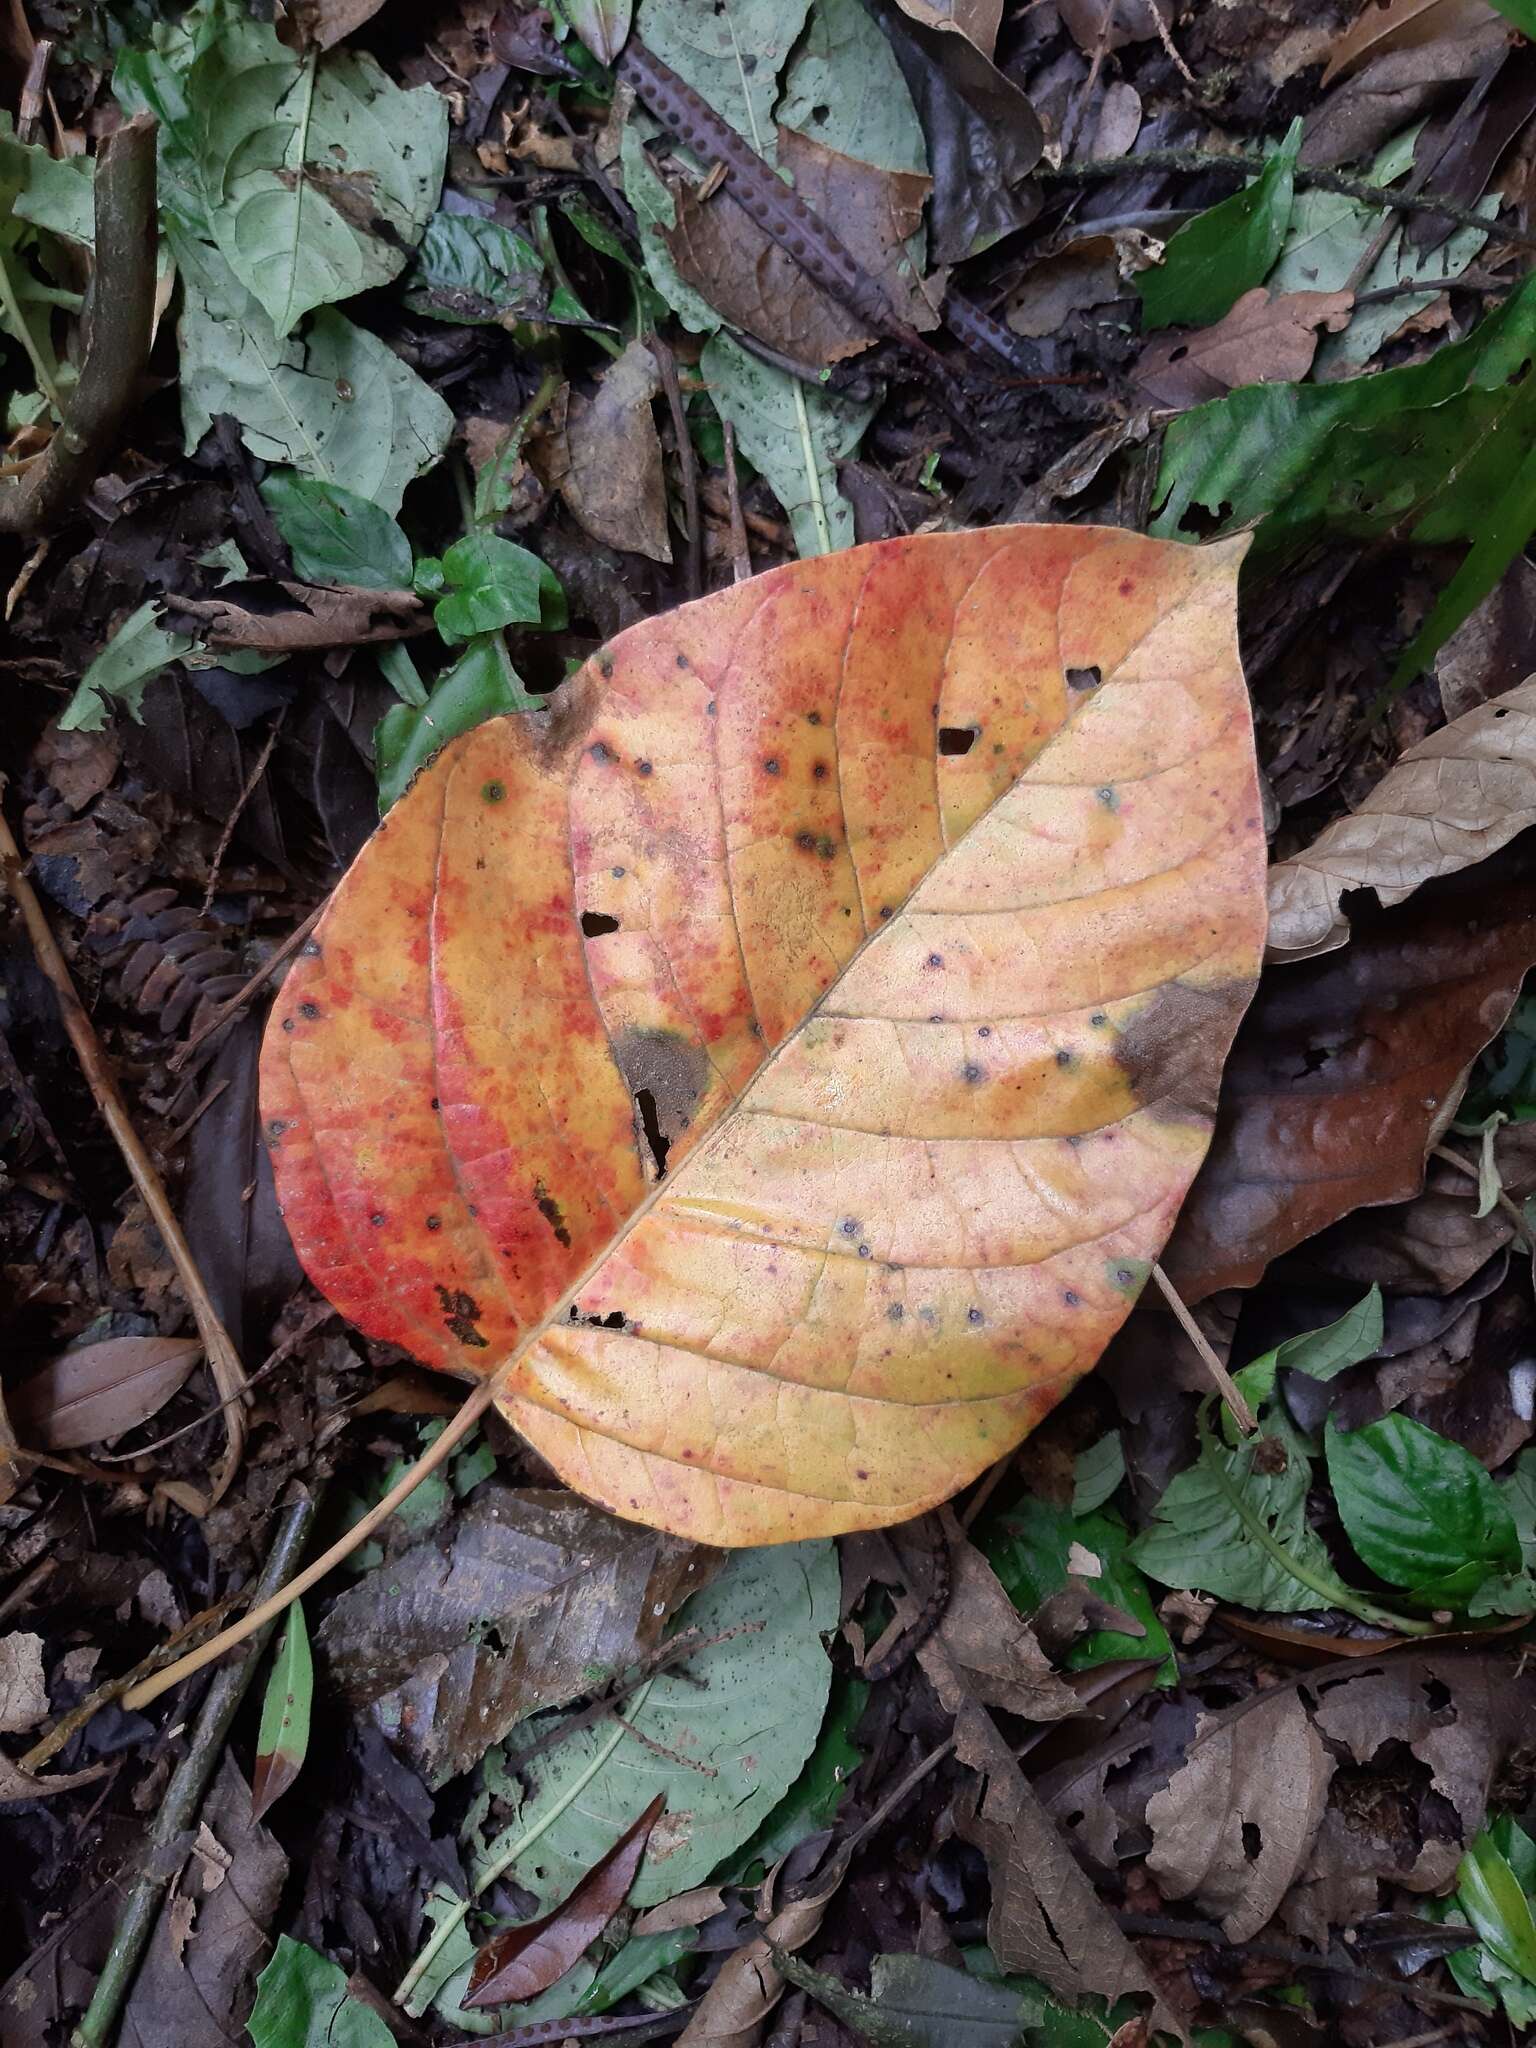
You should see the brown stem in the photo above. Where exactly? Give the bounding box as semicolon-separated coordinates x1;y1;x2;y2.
1151;1260;1256;1432
168;901;326;1073
721;420;753;583
0;793;250;1502
0;113;158;535
649;334;702;601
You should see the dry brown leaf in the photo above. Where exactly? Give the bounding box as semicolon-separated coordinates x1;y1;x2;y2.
1320;0;1500;85
1268;675;1536;959
1436;559;1536;719
0;1755;111;1804
560;339;672;564
169;582;425;651
1134;288;1354;410
678;1849;849;2048
9;1333;202;1450
919;1520;1079;1721
0;1633;47;1735
1057;0;1174;55
1145;1690;1333;1942
954;1697;1174;2025
1090;81;1143;159
274;0;385;52
1006;237;1129;340
893;0;1001;55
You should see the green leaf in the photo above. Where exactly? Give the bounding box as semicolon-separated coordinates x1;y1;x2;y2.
1458;1827;1536;1983
1325;1413;1521;1600
0;114;94;244
1501;1448;1536;1569
573;1928;693;2019
1072;1432;1125;1516
1489;0;1536;32
775;0;927;175
1133;1418;1354;1615
60;602;195;732
119;0;445;337
251;1599;312;1822
177;260;453;514
432;534;566;644
1230;1286;1382;1426
376;639;539;813
248;1935;394;2048
982;1498;1171;1677
1152;274;1536;563
1136;119;1301;331
700;333;876;558
403;211;546;326
729;1669;867;1876
633;0;813;162
561;0;634;64
259;473;413;590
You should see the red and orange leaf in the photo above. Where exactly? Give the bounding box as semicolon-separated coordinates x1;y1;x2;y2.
261;525;1267;1546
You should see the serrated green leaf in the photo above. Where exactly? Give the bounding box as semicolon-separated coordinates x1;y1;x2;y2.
376;637;539;814
251;1599;312;1822
1136;120;1301;331
60;602;195;732
404;211;546;325
1071;1432;1125;1516
260;473;413;590
433;534;566;644
1325;1413;1520;1600
119;0;445;336
249;1935;394;2048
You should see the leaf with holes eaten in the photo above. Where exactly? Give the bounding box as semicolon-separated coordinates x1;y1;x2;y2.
260;525;1267;1546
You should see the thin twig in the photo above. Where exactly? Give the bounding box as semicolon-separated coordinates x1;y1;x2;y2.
200;708;285;914
1140;0;1197;87
721;419;753;583
1043;147;1536;253
168;902;325;1073
0;114;158;534
1151;1260;1256;1432
0;792;250;1502
648;333;702;600
18;39;54;145
71;1487;319;2048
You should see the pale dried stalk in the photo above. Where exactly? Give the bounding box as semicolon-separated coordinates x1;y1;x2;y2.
0;798;250;1502
1151;1260;1256;1433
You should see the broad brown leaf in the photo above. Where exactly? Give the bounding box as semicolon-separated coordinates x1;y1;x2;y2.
1320;0;1500;85
8;1333;201;1450
262;527;1266;1545
1268;674;1536;959
466;1794;663;2007
1166;857;1536;1299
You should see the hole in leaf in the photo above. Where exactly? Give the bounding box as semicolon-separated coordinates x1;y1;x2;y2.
635;1087;670;1178
939;726;978;756
1066;666;1102;692
581;911;620;937
1241;1820;1262;1861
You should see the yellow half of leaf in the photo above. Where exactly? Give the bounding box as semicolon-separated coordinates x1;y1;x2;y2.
261;525;1266;1544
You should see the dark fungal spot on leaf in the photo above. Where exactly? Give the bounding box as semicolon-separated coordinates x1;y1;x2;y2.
611;865;626;878
887;1303;904;1320
927;953;943;969
1097;785;1119;811
482;780;506;803
796;831;816;852
533;1180;572;1248
968;1307;983;1325
426;1214;442;1231
1056;1048;1075;1068
597;653;614;678
581;911;620;937
371;1212;385;1226
841;1218;860;1237
300;1001;320;1020
764;757;781;775
590;740;615;764
1064;1289;1080;1307
281;1016;295;1032
813;761;829;779
436;1283;488;1347
962;1062;983;1083
938;726;978;755
807;710;822;725
676;651;690;668
636;760;653;777
817;836;835;860
301;939;321;958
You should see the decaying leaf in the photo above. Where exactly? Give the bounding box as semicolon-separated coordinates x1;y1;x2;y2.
918;1523;1079;1721
1268;675;1536;959
466;1795;663;2007
169;582;425;652
262;526;1267;1546
1166;856;1536;1299
677;1841;850;2047
558;339;672;565
1320;0;1501;86
9;1333;202;1450
1145;1689;1333;1941
0;1633;47;1735
1134;288;1354;410
953;1697;1169;2022
316;1486;711;1783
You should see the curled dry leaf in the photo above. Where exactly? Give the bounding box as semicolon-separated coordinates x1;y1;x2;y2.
1135;288;1355;411
1165;855;1536;1299
262;527;1266;1546
466;1793;663;2008
1268;675;1536;959
893;0;1002;55
169;582;425;651
559;339;672;565
918;1527;1079;1721
1145;1689;1333;1942
8;1333;202;1450
678;1845;850;2048
1320;0;1501;86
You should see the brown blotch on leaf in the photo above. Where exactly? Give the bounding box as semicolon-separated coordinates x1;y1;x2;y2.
435;1283;489;1348
614;1026;711;1177
534;1179;573;1249
1113;978;1254;1121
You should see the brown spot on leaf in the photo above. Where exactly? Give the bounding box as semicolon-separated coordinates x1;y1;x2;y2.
614;1027;711;1177
533;1179;572;1248
435;1283;489;1348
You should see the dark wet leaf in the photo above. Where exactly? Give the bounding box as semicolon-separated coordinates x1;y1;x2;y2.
1137;121;1301;331
315;1485;712;1784
1326;1412;1521;1602
403;211;547;326
9;1332;201;1450
466;1793;662;2007
258;474;413;592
